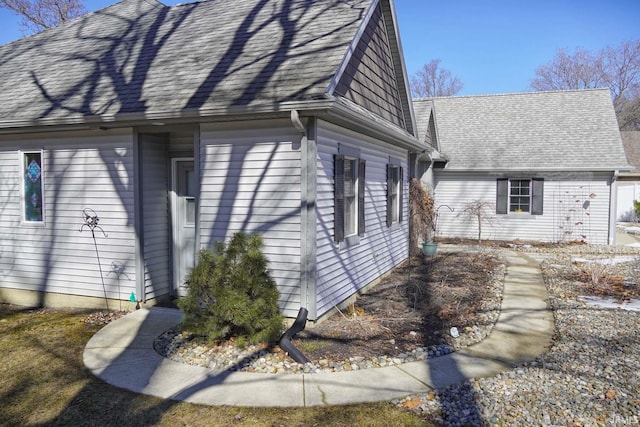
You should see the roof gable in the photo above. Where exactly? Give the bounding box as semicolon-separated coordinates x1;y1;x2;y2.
331;0;413;134
412;98;437;147
0;0;383;127
414;89;630;172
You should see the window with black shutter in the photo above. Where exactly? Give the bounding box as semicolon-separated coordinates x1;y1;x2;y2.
496;178;544;215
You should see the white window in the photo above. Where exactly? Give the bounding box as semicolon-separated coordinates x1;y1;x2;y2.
343;157;358;236
387;164;403;225
334;154;365;242
509;179;530;213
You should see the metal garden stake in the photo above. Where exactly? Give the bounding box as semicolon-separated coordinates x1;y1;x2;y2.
79;208;109;311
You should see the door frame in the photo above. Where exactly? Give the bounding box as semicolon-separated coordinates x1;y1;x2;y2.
170;157;196;296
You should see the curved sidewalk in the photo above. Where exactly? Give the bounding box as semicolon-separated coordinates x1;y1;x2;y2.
83;250;554;407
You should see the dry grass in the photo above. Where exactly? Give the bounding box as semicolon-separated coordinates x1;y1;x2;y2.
0;304;428;426
568;257;640;300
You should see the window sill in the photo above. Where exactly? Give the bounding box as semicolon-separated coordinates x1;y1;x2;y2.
339;234;361;250
503;213;537;219
21;221;46;227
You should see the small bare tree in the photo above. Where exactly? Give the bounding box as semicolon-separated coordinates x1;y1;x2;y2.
0;0;86;34
410;59;463;98
457;200;495;244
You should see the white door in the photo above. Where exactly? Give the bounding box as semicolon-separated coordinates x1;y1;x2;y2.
172;159;196;296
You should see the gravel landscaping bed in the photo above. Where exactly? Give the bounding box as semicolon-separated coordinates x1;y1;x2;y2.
152;244;640;425
394;250;640;426
155;250;505;374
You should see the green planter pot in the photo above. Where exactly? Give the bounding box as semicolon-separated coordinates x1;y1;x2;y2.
421;242;438;256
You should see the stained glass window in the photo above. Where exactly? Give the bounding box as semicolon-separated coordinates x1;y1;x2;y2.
23;152;43;222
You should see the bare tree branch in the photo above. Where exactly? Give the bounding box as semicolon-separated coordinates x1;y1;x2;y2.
0;0;86;34
410;59;463;98
530;40;640;130
530;47;607;91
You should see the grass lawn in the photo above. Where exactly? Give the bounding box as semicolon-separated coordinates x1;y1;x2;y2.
0;305;427;426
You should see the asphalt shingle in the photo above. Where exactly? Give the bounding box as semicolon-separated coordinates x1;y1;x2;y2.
414;89;630;172
0;0;372;125
620;131;640;173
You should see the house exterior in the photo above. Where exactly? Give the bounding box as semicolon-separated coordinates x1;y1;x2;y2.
0;0;430;320
413;89;631;245
617;131;640;221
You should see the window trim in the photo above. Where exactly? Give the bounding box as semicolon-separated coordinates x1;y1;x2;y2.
334;153;365;243
20;150;46;225
497;177;543;215
387;161;403;227
509;179;531;213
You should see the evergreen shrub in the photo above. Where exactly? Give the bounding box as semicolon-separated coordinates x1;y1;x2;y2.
178;232;283;344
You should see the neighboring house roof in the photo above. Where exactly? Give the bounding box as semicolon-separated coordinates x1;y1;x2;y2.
0;0;418;146
620;131;640;175
413;89;631;172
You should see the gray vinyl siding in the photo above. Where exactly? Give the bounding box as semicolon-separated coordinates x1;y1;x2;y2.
315;120;408;318
199;122;302;318
0;151;21;281
140;134;170;300
0;129;137;300
434;172;613;244
168;130;196;157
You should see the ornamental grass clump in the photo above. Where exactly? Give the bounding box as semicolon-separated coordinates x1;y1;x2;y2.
178;232;283;345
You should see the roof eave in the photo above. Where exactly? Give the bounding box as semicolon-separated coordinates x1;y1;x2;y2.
0;99;340;135
0;98;428;155
437;166;632;173
321;99;427;153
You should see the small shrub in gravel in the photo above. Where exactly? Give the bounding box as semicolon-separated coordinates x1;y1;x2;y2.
178;232;283;345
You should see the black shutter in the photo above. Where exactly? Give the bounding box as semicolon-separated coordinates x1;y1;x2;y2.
531;178;544;215
386;164;393;227
399;167;404;223
334;155;345;243
358;159;366;236
496;178;508;214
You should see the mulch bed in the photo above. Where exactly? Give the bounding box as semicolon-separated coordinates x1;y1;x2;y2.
292;251;503;362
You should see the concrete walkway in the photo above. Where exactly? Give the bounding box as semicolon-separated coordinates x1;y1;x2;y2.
83;250;554;407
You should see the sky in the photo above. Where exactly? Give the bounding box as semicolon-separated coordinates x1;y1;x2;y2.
0;0;638;96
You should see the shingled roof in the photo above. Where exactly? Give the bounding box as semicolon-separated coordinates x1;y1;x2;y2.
414;89;631;172
0;0;415;138
620;131;640;175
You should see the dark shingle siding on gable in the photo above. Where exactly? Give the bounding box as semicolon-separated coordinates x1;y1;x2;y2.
333;3;406;131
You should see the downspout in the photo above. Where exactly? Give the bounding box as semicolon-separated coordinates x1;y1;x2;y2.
292;110;318;319
291;109;306;136
609;170;619;245
193;125;201;268
133;129;145;306
279;307;310;363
